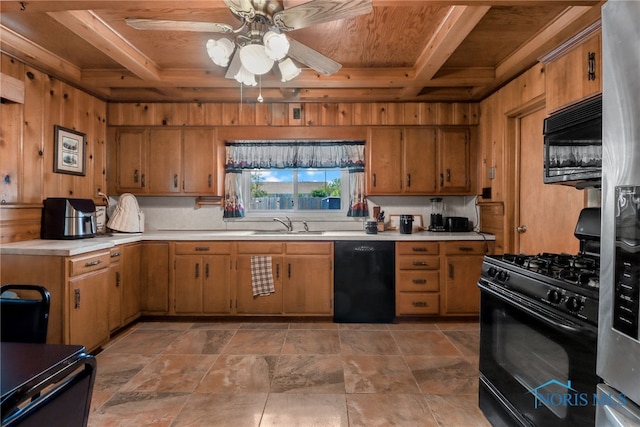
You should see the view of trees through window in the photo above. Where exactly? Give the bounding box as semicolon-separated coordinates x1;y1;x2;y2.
247;168;344;211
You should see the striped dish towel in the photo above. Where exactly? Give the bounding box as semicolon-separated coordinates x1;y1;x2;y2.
251;256;275;296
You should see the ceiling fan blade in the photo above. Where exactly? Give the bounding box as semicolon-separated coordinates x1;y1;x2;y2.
273;0;372;31
225;50;242;80
224;0;256;19
287;37;341;76
125;18;234;33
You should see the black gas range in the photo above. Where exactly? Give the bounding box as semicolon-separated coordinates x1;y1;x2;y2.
478;207;601;427
481;251;599;327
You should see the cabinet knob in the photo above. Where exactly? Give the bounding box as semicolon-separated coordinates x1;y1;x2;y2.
133;169;139;183
516;225;527;233
406;173;411;188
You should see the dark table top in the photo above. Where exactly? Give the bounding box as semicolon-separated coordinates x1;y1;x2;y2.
1;342;85;399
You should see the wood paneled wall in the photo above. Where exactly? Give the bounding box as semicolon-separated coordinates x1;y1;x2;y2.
107;101;479;127
0;53;107;243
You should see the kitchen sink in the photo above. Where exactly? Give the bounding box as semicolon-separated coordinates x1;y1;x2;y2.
251;230;325;235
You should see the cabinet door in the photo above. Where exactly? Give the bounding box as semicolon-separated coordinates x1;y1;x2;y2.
545;31;601;113
147;129;182;194
203;254;232;314
236;255;283;314
367;128;403;194
107;251;122;332
404;128;437;194
444;255;484;315
438;128;470;193
174;255;203;313
183;129;216;194
284;255;332;315
116;129;146;192
141;242;170;313
68;269;109;351
121;244;141;324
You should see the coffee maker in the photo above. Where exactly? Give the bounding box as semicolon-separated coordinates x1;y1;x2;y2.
429;197;445;231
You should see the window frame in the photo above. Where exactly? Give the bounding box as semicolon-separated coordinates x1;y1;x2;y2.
241;167;350;218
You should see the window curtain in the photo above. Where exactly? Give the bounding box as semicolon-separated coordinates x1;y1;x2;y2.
224;140;368;218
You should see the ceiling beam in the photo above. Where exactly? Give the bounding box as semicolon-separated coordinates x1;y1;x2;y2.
0;0;602;13
0;23;82;82
47;10;161;81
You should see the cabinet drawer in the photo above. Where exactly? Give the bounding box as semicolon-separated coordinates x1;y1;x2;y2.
175;241;232;254
397;255;439;270
396;293;439;315
285;242;332;255
237;241;284;254
396;242;439;255
68;251;111;277
396;271;439;292
444;241;487;255
110;247;122;262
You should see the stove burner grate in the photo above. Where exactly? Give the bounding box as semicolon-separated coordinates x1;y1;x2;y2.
500;253;600;289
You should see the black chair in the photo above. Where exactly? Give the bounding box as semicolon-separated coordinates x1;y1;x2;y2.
1;285;51;343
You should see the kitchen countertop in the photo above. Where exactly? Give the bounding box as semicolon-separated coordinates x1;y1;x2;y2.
0;230;494;256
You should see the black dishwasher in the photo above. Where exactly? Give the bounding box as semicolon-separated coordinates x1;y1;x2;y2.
334;241;395;323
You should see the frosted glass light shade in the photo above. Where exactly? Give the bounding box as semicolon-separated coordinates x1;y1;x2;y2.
206;38;234;67
263;31;289;61
234;65;257;86
278;58;301;82
239;44;274;75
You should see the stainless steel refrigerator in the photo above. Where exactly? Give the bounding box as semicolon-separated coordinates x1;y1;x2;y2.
597;1;640;425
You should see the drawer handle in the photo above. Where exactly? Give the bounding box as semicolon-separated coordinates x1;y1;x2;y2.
110;252;121;258
412;247;427;252
195;246;210;251
84;260;102;267
412;301;428;307
458;246;474;252
412;261;428;266
74;288;81;309
412;279;427;284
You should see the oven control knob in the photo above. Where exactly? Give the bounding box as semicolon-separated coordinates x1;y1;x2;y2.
547;289;562;304
566;296;584;312
497;270;509;282
487;267;497;277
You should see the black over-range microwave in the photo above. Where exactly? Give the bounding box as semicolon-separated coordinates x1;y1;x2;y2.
543;95;602;186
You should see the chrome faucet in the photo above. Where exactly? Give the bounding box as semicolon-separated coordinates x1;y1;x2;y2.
273;216;293;232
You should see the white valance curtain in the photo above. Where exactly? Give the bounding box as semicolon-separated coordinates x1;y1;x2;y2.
223;140;368;218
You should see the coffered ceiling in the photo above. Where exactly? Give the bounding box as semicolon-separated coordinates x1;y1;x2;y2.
0;0;603;103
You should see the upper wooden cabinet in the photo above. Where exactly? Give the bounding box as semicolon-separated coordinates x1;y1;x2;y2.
111;128;220;196
543;26;602;113
367;126;473;196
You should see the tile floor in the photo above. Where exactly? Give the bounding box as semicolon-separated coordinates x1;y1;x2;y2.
88;321;491;427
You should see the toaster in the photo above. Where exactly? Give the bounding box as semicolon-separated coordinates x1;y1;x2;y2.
445;216;471;232
41;198;97;239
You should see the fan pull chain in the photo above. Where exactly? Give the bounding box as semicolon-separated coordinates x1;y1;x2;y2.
257;76;264;103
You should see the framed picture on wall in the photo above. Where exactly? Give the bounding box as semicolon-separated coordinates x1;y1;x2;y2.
54;125;86;176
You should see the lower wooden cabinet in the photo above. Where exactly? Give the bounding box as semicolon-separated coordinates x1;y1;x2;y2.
234;241;333;316
69;267;109;350
395;242;441;315
442;241;493;315
173;242;232;314
395;240;494;317
107;247;123;332
141;242;170;314
121;243;142;324
235;242;284;314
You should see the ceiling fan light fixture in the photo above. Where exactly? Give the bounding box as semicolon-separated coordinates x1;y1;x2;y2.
277;57;301;82
239;44;274;75
263;31;289;61
206;38;234;67
234;65;257;86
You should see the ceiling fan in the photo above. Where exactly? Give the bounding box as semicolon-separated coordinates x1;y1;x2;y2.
125;0;373;85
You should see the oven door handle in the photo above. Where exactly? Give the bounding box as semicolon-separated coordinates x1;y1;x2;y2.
478;281;596;337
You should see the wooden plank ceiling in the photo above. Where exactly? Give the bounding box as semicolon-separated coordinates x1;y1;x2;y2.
0;0;603;103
